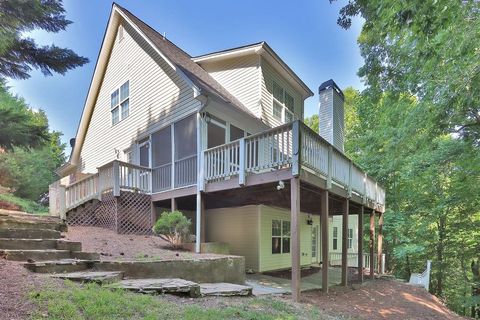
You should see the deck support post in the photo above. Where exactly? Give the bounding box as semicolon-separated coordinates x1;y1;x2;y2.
358;206;364;283
341;199;349;286
369;209;375;279
290;177;301;302
377;211;384;274
171;198;177;212
195;192;203;253
113;160;120;197
320;190;329;292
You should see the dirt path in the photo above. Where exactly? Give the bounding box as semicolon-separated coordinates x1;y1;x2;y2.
302;278;464;320
0;260;61;320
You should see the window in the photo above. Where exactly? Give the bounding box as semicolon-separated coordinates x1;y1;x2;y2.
333;226;338;250
271;81;295;123
272;219;291;254
348;228;353;249
174;115;197;160
152;127;171;167
229;124;244;142
111;81;130;125
124;149;132;163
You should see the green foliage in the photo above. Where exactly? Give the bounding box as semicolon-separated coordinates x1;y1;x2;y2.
30;281;324;319
329;1;480;315
153;210;191;247
0;0;88;80
0;83;65;200
0;82;49;150
0;193;48;214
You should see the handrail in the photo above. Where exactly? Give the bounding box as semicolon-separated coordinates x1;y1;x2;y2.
203;120;385;207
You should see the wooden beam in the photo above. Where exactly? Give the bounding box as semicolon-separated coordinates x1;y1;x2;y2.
290;177;301;302
377;211;384;274
370;209;375;279
341;199;349;286
358;206;364;283
320;190;329;292
151;186;196;202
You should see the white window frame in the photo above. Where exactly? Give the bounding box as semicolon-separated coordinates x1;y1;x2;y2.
272;219;291;254
348;228;353;249
272;81;295;124
333;226;338;250
111;80;130;126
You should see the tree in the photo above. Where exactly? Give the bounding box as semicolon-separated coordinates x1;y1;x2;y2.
0;0;88;80
331;0;480;145
0;82;49;150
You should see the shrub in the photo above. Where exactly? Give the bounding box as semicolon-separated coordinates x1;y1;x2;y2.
153;211;191;248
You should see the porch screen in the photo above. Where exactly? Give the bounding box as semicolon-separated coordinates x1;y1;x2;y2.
174;114;197;187
151;127;171;192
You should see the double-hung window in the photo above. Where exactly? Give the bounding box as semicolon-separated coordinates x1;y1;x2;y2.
272;219;291;254
272;81;295;123
348;228;353;249
333;226;338;250
111;80;130;125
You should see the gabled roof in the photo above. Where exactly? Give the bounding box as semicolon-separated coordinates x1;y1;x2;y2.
117;4;255;117
193;42;314;100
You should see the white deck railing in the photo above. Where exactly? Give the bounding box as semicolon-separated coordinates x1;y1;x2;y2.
53;160;152;216
329;252;385;274
204;120;385;207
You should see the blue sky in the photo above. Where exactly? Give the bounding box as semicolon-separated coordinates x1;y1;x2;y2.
7;0;364;149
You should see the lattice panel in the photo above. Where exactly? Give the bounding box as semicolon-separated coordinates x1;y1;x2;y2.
95;191;118;231
66;190;152;235
66;199;101;226
117;191;152;235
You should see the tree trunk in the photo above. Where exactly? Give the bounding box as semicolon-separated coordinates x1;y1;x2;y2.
435;215;446;296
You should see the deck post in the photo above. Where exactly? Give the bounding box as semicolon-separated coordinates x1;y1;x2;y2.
239;138;246;186
291;120;301;177
58;185;66;220
320;190;329;292
195;191;203;253
377;211;384;274
290;177;301;302
171;198;177;212
113;160;120;197
341;199;349;286
358;206;364;283
369;209;375;279
327;146;333;189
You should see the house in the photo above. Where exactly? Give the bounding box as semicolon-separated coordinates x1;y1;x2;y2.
49;3;386;301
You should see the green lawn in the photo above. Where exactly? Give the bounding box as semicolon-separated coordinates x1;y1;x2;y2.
0;193;48;215
30;281;326;320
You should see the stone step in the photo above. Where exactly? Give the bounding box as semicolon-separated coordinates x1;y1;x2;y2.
0;228;62;239
24;259;99;273
1;249;72;261
199;283;253;297
0;218;67;232
52;271;124;284
70;251;100;261
108;278;201;298
0;238;58;250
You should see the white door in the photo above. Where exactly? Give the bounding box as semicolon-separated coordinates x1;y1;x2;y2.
312;224;319;263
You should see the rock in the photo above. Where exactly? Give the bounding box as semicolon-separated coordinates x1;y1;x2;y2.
200;283;252;297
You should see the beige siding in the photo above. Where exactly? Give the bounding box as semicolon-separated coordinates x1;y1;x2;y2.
260;58;304;128
258;205;319;272
200;55;261;118
79;22;200;173
205;205;260;271
329;214;359;253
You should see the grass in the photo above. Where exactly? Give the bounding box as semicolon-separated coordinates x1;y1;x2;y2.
30;281;326;320
0;193;48;215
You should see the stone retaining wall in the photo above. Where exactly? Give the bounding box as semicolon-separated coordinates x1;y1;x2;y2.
94;256;245;284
